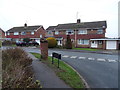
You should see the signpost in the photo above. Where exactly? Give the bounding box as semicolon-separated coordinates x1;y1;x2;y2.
52;52;61;68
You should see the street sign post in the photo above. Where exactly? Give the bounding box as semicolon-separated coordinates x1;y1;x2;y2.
52;52;61;68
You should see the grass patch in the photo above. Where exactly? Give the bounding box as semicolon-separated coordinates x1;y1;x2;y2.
31;52;85;88
73;48;99;51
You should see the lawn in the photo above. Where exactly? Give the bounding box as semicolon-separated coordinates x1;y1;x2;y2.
31;52;85;88
73;48;99;51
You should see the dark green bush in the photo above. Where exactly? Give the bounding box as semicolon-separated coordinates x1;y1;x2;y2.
46;37;57;48
65;35;72;49
23;38;30;43
2;48;41;88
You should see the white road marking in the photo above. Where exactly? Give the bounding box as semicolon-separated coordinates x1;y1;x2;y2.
97;58;106;62
78;57;86;59
70;56;77;59
88;58;95;60
62;55;69;58
108;59;117;62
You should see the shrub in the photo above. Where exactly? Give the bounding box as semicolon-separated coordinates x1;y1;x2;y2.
2;40;16;46
2;48;41;88
46;37;57;48
65;35;72;49
23;38;30;43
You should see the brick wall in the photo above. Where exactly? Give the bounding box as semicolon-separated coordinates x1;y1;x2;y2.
0;30;5;38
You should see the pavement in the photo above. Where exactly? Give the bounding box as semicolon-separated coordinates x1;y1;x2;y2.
27;53;71;88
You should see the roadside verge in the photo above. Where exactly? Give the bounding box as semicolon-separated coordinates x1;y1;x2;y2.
31;52;89;88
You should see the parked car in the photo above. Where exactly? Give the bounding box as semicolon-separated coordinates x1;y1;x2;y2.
28;41;39;46
16;41;27;46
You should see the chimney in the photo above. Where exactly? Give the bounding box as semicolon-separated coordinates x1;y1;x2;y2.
77;19;81;23
24;23;27;28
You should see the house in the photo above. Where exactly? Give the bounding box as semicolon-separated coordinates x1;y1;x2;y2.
6;24;46;44
90;38;120;50
46;19;107;47
0;28;5;38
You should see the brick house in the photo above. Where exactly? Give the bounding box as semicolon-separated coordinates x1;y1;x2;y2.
46;19;107;48
6;24;46;44
0;28;5;41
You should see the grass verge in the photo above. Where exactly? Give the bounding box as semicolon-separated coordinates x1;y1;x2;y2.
31;52;85;88
73;48;99;51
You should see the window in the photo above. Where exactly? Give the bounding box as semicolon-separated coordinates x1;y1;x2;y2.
55;31;59;35
7;32;10;35
98;41;102;44
40;35;42;38
78;39;89;45
21;32;26;35
78;30;87;34
47;31;52;34
97;29;103;34
31;31;34;35
14;32;19;35
92;41;94;43
66;30;74;35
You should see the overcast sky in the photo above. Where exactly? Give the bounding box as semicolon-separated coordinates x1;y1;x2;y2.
0;0;119;38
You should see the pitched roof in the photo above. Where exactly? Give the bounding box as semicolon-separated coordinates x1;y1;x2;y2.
0;28;5;33
46;26;57;31
7;25;42;32
46;21;107;30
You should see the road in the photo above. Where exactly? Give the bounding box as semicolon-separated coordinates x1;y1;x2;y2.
2;47;118;88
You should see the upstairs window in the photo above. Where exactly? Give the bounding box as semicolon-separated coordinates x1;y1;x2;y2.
31;31;34;35
97;29;103;34
78;30;87;34
55;31;59;35
14;32;19;35
47;31;52;34
7;32;10;35
66;30;74;35
21;32;26;35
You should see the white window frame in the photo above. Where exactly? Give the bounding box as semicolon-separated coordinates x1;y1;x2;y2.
47;31;52;34
78;30;87;34
31;31;34;35
97;29;103;34
66;30;74;35
40;35;42;38
78;39;89;45
14;32;19;35
55;31;59;35
21;32;26;35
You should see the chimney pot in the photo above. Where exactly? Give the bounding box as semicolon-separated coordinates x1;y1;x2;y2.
77;19;81;23
24;23;27;28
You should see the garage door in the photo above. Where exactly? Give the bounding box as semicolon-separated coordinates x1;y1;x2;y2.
106;41;116;49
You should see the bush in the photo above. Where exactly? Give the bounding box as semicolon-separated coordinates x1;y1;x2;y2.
2;40;16;46
46;37;57;48
65;35;72;49
2;48;41;88
23;38;30;43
